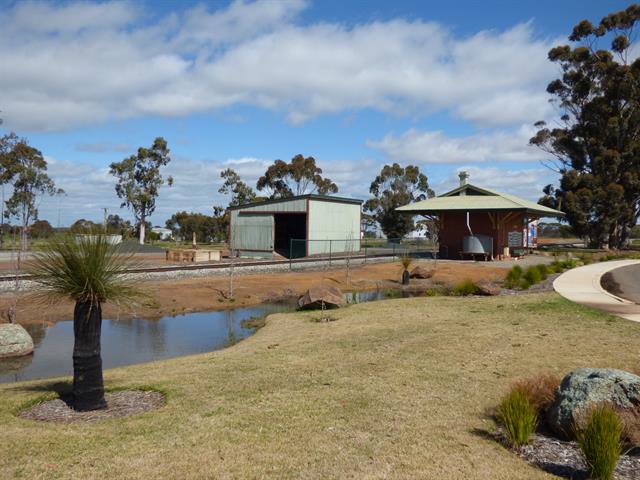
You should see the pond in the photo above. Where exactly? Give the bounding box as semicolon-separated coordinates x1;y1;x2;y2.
0;301;296;383
0;288;428;383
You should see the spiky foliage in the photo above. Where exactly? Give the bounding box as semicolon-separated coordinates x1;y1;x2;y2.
400;254;412;270
27;235;142;305
577;404;622;480
497;389;538;448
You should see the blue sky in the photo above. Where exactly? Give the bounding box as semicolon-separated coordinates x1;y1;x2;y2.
0;0;633;227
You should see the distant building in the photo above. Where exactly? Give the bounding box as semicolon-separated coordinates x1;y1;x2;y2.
151;227;173;240
397;172;565;260
228;194;363;259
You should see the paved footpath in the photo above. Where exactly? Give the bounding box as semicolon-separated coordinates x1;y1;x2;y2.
553;259;640;323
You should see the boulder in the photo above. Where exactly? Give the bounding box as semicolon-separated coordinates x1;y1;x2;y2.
409;266;434;279
298;285;345;310
547;368;640;437
0;324;34;358
476;281;501;296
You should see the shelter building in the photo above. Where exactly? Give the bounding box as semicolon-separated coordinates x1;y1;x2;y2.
228;194;362;259
397;172;565;260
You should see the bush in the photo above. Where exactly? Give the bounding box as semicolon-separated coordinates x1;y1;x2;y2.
497;389;538;447
452;279;479;296
535;264;549;280
512;373;560;414
425;286;450;296
577;404;622;480
523;266;542;285
504;265;523;289
29;219;54;239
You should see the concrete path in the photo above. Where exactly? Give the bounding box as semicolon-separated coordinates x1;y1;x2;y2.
553;259;640;322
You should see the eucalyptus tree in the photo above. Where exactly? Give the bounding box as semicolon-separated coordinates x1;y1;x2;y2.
109;138;173;245
364;163;434;239
28;235;143;411
256;154;338;199
218;168;257;206
3;139;60;251
531;4;640;248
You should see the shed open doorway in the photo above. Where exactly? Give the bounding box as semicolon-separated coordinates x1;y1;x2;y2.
274;213;307;258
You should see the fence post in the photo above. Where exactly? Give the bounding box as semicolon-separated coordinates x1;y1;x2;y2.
329;240;332;266
289;239;292;270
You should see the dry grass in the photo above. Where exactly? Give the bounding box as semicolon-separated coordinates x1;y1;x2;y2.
512;373;562;414
1;292;640;479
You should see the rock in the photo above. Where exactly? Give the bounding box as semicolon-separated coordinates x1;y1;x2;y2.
298;285;345;310
0;324;34;358
476;281;501;296
548;368;640;437
409;266;434;279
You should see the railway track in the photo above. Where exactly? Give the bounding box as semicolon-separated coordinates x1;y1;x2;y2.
0;252;395;283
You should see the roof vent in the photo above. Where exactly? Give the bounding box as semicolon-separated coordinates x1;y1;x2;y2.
458;171;469;187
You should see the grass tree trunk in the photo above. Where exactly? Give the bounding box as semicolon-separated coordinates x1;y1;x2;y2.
72;301;107;411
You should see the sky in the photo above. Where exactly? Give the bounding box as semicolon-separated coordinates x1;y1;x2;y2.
0;0;633;227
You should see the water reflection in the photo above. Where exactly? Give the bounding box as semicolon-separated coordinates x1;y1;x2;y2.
0;301;295;383
0;289;423;383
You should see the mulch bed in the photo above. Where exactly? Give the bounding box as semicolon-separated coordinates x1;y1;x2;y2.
513;433;640;479
19;390;165;423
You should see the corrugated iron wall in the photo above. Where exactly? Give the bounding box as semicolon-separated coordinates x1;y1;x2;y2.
307;200;360;255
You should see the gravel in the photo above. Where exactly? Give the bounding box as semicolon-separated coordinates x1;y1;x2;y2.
20;390;165;423
518;433;640;479
0;256;395;292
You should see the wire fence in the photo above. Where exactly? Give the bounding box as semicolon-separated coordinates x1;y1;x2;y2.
288;237;436;270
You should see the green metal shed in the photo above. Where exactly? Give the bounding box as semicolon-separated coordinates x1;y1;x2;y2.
228;194;363;259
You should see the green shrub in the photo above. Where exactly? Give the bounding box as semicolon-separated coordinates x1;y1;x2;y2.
559;258;577;269
535;264;549;280
518;279;532;290
425;286;450;296
452;279;480;296
497;389;538;447
577;404;622;480
577;253;594;265
549;258;577;273
504;265;523;289
523;266;542;285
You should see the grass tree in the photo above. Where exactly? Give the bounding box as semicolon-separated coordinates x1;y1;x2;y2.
27;235;142;411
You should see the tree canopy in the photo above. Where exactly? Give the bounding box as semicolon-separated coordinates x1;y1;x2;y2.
364;163;433;239
109;137;173;245
3;139;59;250
530;5;640;248
218;168;257;206
256;154;338;199
166;210;228;243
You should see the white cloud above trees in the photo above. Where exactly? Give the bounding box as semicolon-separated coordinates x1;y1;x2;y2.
0;0;557;131
367;124;542;164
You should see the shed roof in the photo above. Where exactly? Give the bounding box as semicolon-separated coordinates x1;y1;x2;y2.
396;183;564;217
228;193;363;211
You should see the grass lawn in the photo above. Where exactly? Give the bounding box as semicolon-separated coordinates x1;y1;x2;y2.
1;292;639;479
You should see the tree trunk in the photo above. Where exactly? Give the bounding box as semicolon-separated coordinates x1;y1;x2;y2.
402;269;410;286
20;225;28;253
72;300;106;411
139;219;145;245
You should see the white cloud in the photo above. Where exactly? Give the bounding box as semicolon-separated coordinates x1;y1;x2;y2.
3;1;138;34
0;0;558;131
75;141;132;153
368;124;542;164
